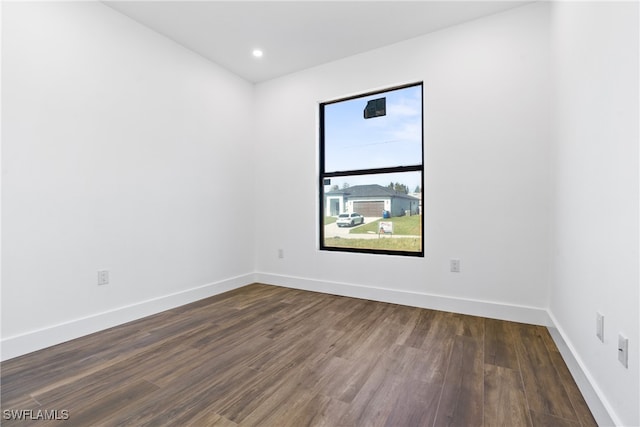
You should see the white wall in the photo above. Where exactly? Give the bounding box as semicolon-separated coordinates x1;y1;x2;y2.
253;3;553;323
1;2;255;358
3;2;637;424
551;2;640;426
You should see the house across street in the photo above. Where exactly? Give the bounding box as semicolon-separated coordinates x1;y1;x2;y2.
324;184;420;218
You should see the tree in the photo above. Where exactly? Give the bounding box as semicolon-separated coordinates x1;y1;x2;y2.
414;185;421;193
331;184;339;191
388;182;409;194
342;182;350;189
394;183;409;194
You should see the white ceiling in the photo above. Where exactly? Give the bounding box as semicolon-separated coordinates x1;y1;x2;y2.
104;1;533;83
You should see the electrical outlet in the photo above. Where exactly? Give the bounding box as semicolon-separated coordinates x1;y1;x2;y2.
450;259;460;273
596;312;604;342
618;334;628;368
98;270;109;286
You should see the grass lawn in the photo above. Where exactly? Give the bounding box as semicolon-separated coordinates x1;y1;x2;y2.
324;237;421;252
350;215;421;236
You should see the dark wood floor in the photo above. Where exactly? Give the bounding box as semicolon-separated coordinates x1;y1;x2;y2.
1;283;597;426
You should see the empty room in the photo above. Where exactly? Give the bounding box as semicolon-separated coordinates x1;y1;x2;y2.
1;1;638;426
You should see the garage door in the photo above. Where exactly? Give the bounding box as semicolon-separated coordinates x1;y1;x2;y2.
353;201;384;217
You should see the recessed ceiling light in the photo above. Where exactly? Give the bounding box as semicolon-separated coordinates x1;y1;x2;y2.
252;49;264;58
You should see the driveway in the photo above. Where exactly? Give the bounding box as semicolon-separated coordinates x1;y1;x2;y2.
324;217;380;239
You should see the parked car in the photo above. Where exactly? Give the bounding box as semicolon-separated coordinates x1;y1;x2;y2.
336;212;365;227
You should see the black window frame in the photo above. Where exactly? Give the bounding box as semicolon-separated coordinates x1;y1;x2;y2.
319;82;424;257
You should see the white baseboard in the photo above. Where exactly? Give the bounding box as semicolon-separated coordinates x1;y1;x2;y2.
547;312;619;427
1;273;255;361
2;271;615;427
255;272;553;326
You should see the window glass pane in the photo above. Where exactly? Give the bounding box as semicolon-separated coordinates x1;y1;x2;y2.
322;171;422;254
324;85;422;173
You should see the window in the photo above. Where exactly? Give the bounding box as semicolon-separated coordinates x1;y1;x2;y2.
319;83;424;256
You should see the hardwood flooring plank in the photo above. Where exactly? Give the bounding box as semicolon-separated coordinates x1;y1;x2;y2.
538;326;562;354
530;410;582;427
42;379;159;427
331;301;395;361
315;349;385;405
183;412;238;427
350;317;408;361
0;284;596;427
282;394;350;427
264;297;335;339
484;364;532;427
239;387;319;427
33;343;199;409
103;328;284;423
0;327;151;399
300;354;354;400
456;314;485;340
383;344;449;386
417;311;463;385
338;360;404;426
332;298;372;331
324;294;372;324
485;318;519;369
548;350;598;427
403;309;437;348
103;362;263;425
206;330;337;423
386;306;423;347
384;303;423;327
383;378;442;427
10;332;169;406
216;359;313;423
514;323;580;422
433;335;484;427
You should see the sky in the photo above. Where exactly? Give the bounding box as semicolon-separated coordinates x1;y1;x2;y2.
323;84;423;191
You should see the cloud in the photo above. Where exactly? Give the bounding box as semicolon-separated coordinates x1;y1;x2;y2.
388;101;420;117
